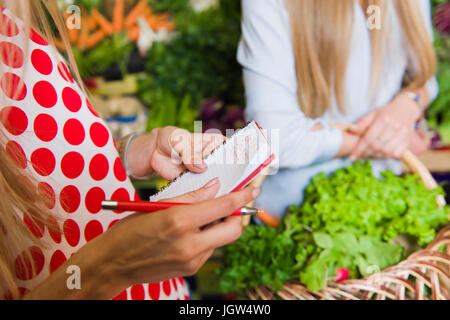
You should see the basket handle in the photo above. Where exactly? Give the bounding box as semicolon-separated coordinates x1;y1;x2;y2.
244;122;446;227
330;123;445;207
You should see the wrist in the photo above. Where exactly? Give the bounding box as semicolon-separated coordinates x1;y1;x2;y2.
119;131;155;180
400;91;423;120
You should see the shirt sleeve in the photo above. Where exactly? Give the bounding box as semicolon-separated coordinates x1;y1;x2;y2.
418;0;439;103
237;0;342;169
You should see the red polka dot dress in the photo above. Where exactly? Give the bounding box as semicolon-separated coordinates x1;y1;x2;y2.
0;8;189;300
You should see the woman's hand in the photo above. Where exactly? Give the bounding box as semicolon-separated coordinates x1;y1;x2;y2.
349;93;423;160
126;127;225;180
23;179;260;300
95;181;259;298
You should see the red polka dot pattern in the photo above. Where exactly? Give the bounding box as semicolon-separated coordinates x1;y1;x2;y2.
0;11;187;299
33;80;57;108
57;61;73;83
86;98;99;117
30;148;55;176
59;185;81;213
37;182;56;209
130;285;145;300
85;187;105;214
89;122;109;147
31;49;52;75
148;283;160;300
84;220;103;242
89;154;109;181
49;250;66;273
61;151;84;179
63;118;85;145
1;73;27;100
113;290;128;300
63;219;80;247
0;41;23;68
111;188;130;213
0;13;19;37
113;157;127;182
62;87;81;112
30;29;48;45
162;280;172;296
0;106;27;135
23;213;45;238
33;113;58;142
5;140;27;169
14;246;45;281
47;215;61;244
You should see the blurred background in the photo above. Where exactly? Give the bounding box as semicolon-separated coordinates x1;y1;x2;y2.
58;0;449;299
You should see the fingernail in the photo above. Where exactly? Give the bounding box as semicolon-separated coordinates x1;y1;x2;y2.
194;160;207;170
203;177;218;189
252;187;261;199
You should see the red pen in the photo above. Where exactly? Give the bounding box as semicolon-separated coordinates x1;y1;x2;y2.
101;200;261;216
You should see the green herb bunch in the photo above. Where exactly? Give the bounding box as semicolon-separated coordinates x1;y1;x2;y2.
219;161;449;294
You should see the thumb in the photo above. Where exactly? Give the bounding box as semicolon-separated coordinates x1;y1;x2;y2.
350;112;376;135
160;178;220;204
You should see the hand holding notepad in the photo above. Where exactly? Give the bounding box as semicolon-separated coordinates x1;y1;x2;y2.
150;121;275;201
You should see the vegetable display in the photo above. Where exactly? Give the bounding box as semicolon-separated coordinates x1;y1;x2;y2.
427;1;450;143
137;0;244;132
219;161;449;294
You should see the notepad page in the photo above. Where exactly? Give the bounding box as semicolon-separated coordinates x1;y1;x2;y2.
150;121;273;201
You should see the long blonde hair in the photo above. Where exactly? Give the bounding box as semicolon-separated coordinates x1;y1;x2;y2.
285;0;437;118
0;0;81;299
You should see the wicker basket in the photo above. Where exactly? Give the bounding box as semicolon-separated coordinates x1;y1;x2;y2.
242;124;450;300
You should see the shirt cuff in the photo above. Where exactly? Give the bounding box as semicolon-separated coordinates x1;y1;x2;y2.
314;125;343;164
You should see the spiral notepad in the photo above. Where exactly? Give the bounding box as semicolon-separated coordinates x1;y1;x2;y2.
150;121;275;201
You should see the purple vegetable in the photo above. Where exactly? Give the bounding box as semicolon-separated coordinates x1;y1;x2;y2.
434;3;450;36
199;98;225;122
222;105;246;129
202;120;226;135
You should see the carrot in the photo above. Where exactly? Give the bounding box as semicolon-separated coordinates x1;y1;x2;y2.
77;17;90;49
124;1;148;29
257;210;280;228
113;0;125;32
85;30;106;48
91;8;114;36
127;25;140;42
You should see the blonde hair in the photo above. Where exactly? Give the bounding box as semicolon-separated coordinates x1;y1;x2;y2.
0;0;81;299
285;0;437;118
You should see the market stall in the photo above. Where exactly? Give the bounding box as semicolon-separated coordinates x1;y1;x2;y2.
66;0;449;300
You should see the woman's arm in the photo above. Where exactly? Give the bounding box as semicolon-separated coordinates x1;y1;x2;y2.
117;127;225;180
239;0;348;169
23;183;259;299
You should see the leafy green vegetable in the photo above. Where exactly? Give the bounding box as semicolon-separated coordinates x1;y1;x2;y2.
73;34;133;79
219;225;304;293
219;161;449;294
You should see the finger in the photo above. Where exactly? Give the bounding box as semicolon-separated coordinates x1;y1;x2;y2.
195;216;243;251
158;127;207;173
172;186;260;229
350;112;376;135
351;120;387;160
361;120;388;152
372;127;396;152
160;178;220;204
350;139;369;161
202;134;226;158
383;135;407;159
